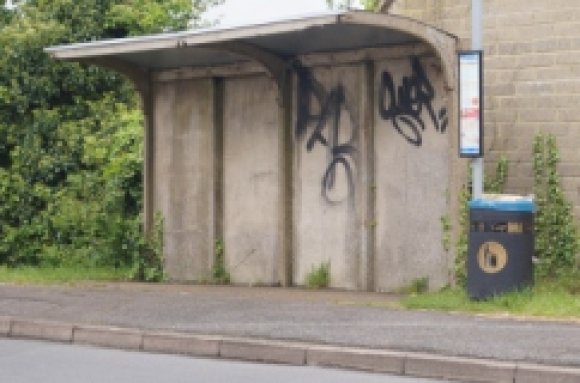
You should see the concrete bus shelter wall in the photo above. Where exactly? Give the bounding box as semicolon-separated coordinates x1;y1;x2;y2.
151;44;458;291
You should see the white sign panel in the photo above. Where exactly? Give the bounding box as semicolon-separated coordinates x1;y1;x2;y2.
459;51;483;157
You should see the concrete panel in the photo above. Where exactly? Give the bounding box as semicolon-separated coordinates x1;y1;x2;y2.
374;56;451;292
293;64;364;290
154;79;215;281
223;75;280;285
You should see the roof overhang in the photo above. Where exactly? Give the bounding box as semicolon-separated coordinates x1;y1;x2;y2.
45;10;458;91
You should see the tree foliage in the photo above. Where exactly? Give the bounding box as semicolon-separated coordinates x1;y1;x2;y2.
326;0;380;11
0;0;218;272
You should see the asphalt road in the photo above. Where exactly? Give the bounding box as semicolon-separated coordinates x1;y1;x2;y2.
0;339;449;383
0;283;579;367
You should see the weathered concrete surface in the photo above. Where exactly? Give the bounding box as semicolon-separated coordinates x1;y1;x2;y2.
293;64;364;290
374;56;451;292
154;79;215;281
223;75;280;285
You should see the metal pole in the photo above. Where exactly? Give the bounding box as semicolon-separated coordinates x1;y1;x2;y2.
471;0;484;199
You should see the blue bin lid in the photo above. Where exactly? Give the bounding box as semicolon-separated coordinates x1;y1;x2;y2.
469;194;535;212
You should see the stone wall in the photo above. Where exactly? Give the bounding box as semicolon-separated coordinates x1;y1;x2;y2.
391;0;580;216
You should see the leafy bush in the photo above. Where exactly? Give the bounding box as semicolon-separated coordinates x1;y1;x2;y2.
0;0;218;274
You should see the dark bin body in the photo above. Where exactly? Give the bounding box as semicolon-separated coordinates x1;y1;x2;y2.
467;198;534;300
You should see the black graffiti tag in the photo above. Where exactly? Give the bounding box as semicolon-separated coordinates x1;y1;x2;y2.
295;63;357;205
378;56;448;146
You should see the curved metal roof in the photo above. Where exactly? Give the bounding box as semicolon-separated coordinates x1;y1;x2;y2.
45;10;457;88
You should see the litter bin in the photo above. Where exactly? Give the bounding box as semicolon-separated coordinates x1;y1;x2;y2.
467;195;535;300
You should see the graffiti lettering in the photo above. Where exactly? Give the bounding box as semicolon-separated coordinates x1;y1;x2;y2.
378;56;448;146
295;63;358;205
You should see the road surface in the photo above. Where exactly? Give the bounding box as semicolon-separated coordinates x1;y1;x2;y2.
0;338;450;383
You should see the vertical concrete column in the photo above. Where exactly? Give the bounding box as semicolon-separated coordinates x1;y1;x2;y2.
141;78;155;236
277;71;294;286
359;61;376;291
213;78;224;250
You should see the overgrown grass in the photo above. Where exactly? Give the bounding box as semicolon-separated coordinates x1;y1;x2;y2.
403;274;580;320
0;265;130;285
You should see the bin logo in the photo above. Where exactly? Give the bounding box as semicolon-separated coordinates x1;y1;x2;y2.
477;241;508;274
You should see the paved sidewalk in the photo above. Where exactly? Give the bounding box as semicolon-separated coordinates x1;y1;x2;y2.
0;282;579;382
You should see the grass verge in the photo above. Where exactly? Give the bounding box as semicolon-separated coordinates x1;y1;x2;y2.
402;277;580;320
0;266;131;285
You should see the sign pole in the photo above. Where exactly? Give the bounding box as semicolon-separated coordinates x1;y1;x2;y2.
471;0;484;199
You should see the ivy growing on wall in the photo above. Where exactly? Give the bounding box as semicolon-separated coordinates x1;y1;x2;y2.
533;133;579;277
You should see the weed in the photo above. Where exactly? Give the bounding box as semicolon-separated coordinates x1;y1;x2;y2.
306;261;330;289
440;214;451;252
129;212;165;282
403;277;430;294
210;239;230;285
